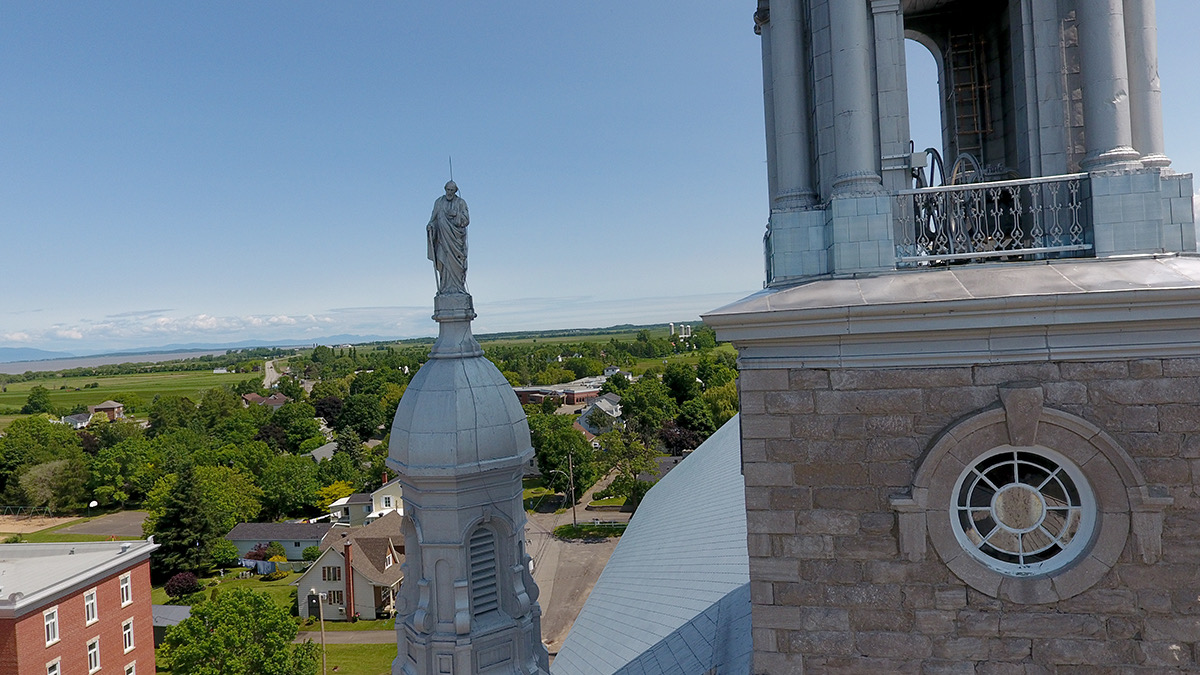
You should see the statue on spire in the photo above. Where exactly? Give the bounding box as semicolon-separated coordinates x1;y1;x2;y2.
426;180;470;295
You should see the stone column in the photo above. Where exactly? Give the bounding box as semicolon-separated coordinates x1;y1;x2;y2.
770;0;816;207
757;6;779;205
870;0;911;194
1077;0;1141;170
830;0;882;194
1124;0;1171;168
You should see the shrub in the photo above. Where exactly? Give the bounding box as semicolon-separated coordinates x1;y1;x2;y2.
165;572;203;599
302;545;321;562
245;543;269;561
209;539;240;568
265;541;286;559
268;555;287;563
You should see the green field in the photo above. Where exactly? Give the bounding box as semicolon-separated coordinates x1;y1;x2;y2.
0;370;250;430
150;571;302;610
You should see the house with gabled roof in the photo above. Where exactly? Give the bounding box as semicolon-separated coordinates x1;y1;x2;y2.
224;522;333;561
294;511;404;621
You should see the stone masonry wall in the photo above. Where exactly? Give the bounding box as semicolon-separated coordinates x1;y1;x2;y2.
741;357;1200;674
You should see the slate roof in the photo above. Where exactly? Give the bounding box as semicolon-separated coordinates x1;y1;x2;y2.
225;522;333;542
307;442;337;462
553;415;750;675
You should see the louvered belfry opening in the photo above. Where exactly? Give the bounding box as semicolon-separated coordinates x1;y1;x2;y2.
469;527;499;618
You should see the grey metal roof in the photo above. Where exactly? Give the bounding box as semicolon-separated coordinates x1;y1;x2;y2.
225;522;333;542
152;604;192;627
553;415;750;675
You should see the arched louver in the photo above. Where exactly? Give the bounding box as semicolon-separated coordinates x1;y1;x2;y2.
469;527;498;617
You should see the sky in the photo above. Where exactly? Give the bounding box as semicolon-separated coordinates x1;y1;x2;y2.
2;2;1199;354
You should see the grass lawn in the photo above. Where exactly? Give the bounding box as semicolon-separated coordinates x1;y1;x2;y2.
587;496;627;508
156;641;396;674
554;522;627;539
0;370;249;423
627;343;737;376
319;643;398;675
298;617;394;632
151;571;302;611
522;477;562;512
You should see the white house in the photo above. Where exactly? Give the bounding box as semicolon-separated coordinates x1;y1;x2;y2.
365;477;403;524
295;511;404;621
577;393;623;435
224;522;333;561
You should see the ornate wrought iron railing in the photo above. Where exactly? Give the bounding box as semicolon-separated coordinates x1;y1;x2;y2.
894;173;1092;266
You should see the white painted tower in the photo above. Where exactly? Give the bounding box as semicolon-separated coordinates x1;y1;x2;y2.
389;223;548;673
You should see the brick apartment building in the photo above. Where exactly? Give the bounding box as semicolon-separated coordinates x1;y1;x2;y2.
0;540;158;675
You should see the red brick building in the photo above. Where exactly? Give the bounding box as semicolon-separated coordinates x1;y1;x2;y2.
0;540;158;675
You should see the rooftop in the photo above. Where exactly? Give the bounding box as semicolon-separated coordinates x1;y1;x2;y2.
0;539;158;618
225;521;333;542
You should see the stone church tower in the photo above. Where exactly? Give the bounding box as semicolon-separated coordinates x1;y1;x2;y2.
388;289;548;670
708;1;1200;671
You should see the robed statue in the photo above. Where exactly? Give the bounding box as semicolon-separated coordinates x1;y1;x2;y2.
426;181;470;294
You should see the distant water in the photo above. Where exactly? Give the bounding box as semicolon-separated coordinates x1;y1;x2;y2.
0;350;228;375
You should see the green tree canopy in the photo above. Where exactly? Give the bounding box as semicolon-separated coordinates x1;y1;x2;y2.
150;464;228;578
527;414;597;498
338;393;384;440
161;587;319;675
21;385;55;415
621;376;679;442
662;363;702;404
258;454;319;519
271;402;321;453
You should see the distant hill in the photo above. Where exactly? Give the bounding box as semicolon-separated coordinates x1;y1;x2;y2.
0;347;76;364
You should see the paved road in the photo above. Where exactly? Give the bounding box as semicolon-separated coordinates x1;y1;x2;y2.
56;511;147;538
263;359;281;388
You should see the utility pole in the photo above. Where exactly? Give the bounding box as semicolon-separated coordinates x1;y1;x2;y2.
311;588;328;675
568;451;577;527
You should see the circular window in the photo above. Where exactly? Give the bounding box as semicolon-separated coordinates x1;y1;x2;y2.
951;446;1096;577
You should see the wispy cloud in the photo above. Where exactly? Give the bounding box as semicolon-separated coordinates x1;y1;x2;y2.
0;290;755;352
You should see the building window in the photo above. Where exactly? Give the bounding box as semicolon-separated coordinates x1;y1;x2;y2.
88;638;101;673
327;590;343;605
44;607;59;646
382;496;393;508
293;541;300;548
123;618;135;652
385;552;393;569
951;447;1095;576
120;572;132;606
469;527;499;618
46;658;61;675
125;663;136;675
85;588;98;625
322;565;341;582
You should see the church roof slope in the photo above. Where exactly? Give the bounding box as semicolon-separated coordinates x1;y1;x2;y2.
553;415;750;675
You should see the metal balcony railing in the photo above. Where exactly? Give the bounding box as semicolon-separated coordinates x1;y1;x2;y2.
894;173;1092;267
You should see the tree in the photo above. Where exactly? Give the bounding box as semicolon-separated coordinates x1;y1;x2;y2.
18;459;89;512
313;396;343;423
258;454;319;519
276;376;306;401
600;373;630;395
198;387;240;429
338;393;384;439
0;415;85;495
527;414;597;498
21;385;54;414
161;588;319;675
662;363;701;404
678;397;717;435
620;376;679;442
702;379;739;427
539;396;561;415
271;402;321;453
151;464;227;578
165;572;203;599
316;480;355;512
149;395;199;436
303;545;321;562
143;467;262;542
596;429;661;508
264;541;286;560
90;438;156;506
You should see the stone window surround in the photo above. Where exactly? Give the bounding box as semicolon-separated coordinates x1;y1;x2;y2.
891;385;1172;603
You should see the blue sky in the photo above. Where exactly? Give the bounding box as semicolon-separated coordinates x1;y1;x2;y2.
2;2;1198;353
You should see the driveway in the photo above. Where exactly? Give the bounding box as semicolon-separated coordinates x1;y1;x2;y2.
56;510;148;538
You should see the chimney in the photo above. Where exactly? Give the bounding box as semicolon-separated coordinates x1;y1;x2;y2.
382;469;388;485
344;541;355;618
